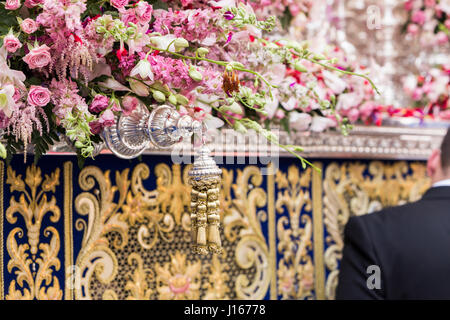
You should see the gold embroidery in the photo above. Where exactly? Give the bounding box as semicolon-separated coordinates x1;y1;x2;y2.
64;162;73;300
74;163;271;300
312;162;325;300
5;164;62;300
267;163;277;300
275;165;314;299
0;161;4;300
323;161;430;299
203;254;230;300
224;166;271;300
155;251;201;300
125;253;153;300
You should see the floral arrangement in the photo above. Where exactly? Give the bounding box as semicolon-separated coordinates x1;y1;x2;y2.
0;0;377;169
262;43;378;132
403;0;450;46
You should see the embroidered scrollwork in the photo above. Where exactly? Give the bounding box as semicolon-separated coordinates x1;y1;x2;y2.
5;165;62;300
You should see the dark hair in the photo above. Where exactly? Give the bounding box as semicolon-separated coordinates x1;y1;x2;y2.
441;128;450;170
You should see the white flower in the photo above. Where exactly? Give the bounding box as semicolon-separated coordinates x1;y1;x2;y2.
289;112;311;131
130;59;154;81
281;96;297;111
322;70;347;94
204;114;224;129
336;92;363;111
0;84;16;117
0;47;26;89
310;116;335;132
149;34;177;51
209;0;235;7
402;75;417;94
99;77;131;91
263;94;279;119
440;0;450;14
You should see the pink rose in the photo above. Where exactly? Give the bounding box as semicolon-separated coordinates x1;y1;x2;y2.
24;0;43;8
135;1;152;24
121;96;138;116
23;45;51;69
89;94;110;113
411;10;426;25
20;18;38;34
110;0;128;9
89;120;103;134
99;109;115;127
3;34;22;53
445;19;450;30
5;0;21;10
27;85;51;107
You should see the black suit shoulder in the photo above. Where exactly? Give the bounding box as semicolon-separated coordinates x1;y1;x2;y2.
338;192;450;299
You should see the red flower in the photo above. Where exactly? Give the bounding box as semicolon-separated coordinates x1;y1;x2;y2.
116;47;128;61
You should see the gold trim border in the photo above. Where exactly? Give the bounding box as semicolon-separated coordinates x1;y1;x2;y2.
312;162;325;300
64;161;73;300
267;163;277;300
0;161;4;300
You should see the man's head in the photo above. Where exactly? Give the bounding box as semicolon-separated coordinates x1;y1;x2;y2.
427;128;450;184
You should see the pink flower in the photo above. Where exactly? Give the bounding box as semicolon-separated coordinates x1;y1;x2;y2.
274;109;285;120
5;0;21;10
110;0;128;9
89;95;109;113
20;18;38;34
347;108;360;123
424;0;436;7
411;10;426;25
404;0;413;11
27;85;51;107
89;120;103;134
13;88;22;102
24;0;43;8
23;45;51;69
3;34;22;53
121;96;139;116
412;87;423;100
407;23;419;35
359;101;376;120
99;109;115;127
135;1;152;24
436;31;448;45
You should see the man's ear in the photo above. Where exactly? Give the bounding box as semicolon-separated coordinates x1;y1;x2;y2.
427;149;441;178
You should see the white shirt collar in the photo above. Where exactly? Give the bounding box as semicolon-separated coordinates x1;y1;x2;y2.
432;179;450;188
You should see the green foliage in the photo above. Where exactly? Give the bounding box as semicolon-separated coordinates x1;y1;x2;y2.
31;109;61;164
3;133;23;165
0;7;18;36
279;7;293;31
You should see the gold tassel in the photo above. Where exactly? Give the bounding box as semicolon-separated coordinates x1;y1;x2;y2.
188;145;222;255
190;189;199;252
